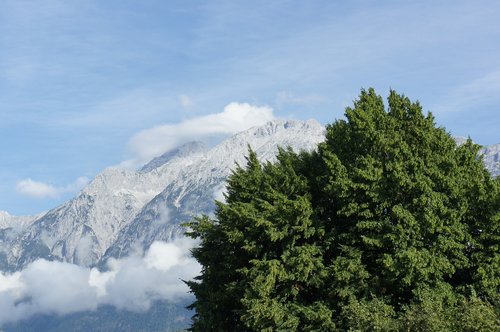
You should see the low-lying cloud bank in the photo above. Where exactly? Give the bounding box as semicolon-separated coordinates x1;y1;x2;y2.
0;237;200;325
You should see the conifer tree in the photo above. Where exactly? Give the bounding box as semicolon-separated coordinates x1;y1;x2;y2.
186;89;499;331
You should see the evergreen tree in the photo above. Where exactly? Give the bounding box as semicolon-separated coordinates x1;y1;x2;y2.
186;89;499;331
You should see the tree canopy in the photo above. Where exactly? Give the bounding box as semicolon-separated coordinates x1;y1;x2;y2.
186;89;499;331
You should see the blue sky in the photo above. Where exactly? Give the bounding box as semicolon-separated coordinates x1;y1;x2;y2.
1;0;499;215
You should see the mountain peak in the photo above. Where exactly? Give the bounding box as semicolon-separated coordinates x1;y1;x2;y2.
0;210;40;230
245;119;323;137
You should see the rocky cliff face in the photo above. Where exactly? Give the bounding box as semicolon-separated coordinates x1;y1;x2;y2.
104;119;326;260
481;143;500;177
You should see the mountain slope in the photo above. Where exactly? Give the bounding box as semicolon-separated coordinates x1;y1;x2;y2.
5;141;207;270
0;211;39;231
3;120;324;270
104;119;325;260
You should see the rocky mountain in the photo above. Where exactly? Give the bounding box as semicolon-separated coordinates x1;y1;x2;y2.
139;141;207;173
0;211;42;269
4;144;207;270
1;119;325;271
104;119;325;260
0;211;39;231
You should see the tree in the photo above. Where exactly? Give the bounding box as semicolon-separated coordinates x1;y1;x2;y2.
186;89;499;331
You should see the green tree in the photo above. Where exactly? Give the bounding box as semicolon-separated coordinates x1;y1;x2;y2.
187;149;334;331
186;89;499;331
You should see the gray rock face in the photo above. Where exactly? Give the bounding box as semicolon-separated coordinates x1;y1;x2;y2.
104;119;326;261
139;141;207;173
481;143;500;177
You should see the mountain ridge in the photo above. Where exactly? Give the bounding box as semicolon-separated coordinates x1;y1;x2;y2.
1;119;325;271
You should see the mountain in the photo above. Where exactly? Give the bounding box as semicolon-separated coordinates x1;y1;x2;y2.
1;119;325;271
3;140;208;270
0;211;41;269
0;211;39;231
139;141;207;173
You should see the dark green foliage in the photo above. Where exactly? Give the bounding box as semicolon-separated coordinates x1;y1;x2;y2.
186;89;499;331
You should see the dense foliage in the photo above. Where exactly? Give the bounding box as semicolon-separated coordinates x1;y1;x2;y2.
186;89;499;331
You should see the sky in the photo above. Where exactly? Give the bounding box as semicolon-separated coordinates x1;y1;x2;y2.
1;0;499;215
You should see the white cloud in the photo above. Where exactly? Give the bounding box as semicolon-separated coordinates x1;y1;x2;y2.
179;94;194;110
15;179;59;199
124;102;274;167
0;237;200;325
16;177;89;199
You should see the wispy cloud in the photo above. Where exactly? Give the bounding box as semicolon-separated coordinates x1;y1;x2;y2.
123;102;274;167
0;237;199;325
16;177;88;199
